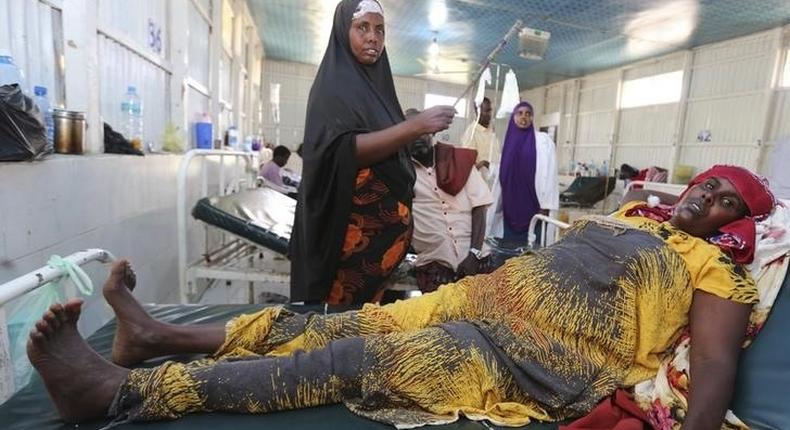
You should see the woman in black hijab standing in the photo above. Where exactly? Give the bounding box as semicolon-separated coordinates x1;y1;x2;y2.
290;0;456;305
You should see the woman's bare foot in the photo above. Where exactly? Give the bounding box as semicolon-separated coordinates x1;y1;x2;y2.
27;299;128;423
103;259;170;366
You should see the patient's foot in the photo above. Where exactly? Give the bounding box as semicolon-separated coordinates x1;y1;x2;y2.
27;299;128;423
103;259;168;366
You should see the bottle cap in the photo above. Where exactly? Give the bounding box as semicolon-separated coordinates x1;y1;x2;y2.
127;86;136;93
34;86;47;96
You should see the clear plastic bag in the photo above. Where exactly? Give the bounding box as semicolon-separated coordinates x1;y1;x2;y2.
3;256;94;392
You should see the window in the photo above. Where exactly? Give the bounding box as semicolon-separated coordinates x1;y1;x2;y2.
620;70;683;109
782;49;790;88
222;0;235;54
424;93;466;118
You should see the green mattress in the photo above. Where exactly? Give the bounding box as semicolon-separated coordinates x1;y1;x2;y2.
0;304;561;430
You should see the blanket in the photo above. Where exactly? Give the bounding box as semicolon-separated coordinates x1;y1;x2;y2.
632;200;790;429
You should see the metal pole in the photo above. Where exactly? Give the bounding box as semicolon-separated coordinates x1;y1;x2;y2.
454;20;523;108
0;249;116;306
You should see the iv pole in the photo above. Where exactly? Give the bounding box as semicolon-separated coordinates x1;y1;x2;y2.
456;19;522;150
453;20;523;109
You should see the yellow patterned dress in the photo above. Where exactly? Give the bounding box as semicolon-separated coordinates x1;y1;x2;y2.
109;206;757;428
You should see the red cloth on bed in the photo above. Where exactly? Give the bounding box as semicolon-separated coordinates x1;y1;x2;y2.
560;389;650;430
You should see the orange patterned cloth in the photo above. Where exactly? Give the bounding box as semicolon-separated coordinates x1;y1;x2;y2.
327;168;413;305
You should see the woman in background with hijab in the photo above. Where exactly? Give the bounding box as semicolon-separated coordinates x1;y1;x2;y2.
498;101;558;246
289;0;456;305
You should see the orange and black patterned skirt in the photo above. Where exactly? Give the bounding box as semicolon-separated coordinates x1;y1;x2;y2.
326;168;412;305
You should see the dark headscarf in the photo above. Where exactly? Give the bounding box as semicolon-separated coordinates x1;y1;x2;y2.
625;165;776;264
500;101;541;232
289;0;415;302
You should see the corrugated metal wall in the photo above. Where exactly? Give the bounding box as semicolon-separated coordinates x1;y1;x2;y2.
1;0;263;152
98;0;168;59
97;0;171;148
524;27;789;178
97;35;170;147
0;0;65;106
573;71;619;170
679;31;778;172
185;0;212;147
187;2;211;88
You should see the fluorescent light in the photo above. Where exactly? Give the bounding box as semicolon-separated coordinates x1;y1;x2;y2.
624;0;698;56
429;0;447;28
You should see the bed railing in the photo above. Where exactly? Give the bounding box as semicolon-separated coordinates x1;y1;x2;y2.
176;149;259;303
0;249;115;307
529;181;688;249
623;180;687;198
0;248;115;403
527;214;571;249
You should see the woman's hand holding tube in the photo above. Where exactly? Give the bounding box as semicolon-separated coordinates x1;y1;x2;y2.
355;105;456;167
411;105;457;135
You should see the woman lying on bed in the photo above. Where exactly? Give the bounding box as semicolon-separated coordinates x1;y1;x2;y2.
28;165;775;430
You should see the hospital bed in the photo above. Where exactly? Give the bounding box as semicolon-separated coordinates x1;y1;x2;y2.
180;149;418;302
0;247;789;429
177;149;292;304
0;251;555;429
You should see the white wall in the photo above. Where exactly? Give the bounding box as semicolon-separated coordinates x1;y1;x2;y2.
260;60;476;151
522;26;790;180
0;0;265;153
0;0;65;105
0;156;213;333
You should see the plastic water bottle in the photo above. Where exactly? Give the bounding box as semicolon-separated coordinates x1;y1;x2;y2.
227;126;239;150
601;160;609;177
0;51;26;90
33;86;55;152
121;86;144;151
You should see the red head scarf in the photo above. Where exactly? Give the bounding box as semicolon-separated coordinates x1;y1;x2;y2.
625;165;776;264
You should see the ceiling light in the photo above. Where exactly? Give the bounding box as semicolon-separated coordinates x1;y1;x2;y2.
624;0;698;55
429;0;447;28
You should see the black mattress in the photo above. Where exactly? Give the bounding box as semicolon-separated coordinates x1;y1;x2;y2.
0;304;560;430
191;188;295;255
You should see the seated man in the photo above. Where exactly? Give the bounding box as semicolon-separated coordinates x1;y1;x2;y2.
28;165;775;430
406;108;494;293
259;145;291;188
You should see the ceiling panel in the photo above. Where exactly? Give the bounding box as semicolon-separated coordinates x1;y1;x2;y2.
247;0;790;89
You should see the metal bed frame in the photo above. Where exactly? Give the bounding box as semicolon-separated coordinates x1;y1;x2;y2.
0;249;115;402
176;149;290;304
528;180;687;249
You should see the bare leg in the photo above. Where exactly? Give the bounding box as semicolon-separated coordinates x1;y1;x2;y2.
27;299;128;423
103;260;226;366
